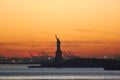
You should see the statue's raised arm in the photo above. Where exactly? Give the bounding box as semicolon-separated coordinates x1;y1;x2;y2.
55;34;60;43
55;35;58;39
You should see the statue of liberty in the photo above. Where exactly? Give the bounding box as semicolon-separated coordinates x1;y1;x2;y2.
54;35;63;64
55;35;61;51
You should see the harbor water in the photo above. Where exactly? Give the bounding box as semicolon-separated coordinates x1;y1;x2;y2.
0;64;120;80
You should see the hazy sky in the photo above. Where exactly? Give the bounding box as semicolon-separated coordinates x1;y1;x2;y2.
0;0;120;57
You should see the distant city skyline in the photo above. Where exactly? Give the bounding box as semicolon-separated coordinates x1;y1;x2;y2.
0;0;120;57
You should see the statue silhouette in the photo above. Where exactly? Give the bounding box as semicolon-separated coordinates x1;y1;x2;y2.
54;35;63;64
55;35;60;51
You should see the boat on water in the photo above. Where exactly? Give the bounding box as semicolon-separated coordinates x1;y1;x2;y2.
28;66;41;68
104;66;120;70
28;65;120;70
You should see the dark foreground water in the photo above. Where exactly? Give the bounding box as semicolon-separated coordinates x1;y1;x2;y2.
0;64;120;80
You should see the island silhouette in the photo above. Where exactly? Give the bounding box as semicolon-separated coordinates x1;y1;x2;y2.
27;35;120;70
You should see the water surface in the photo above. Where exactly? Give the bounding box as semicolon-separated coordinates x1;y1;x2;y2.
0;64;120;80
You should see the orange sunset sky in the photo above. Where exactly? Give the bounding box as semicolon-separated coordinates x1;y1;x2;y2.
0;0;120;57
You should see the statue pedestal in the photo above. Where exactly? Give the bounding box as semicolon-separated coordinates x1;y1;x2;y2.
54;50;63;63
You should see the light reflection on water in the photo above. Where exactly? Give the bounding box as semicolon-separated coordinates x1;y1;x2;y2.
0;75;120;80
0;64;120;80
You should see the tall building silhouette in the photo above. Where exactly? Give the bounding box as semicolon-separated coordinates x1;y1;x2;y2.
54;35;63;64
